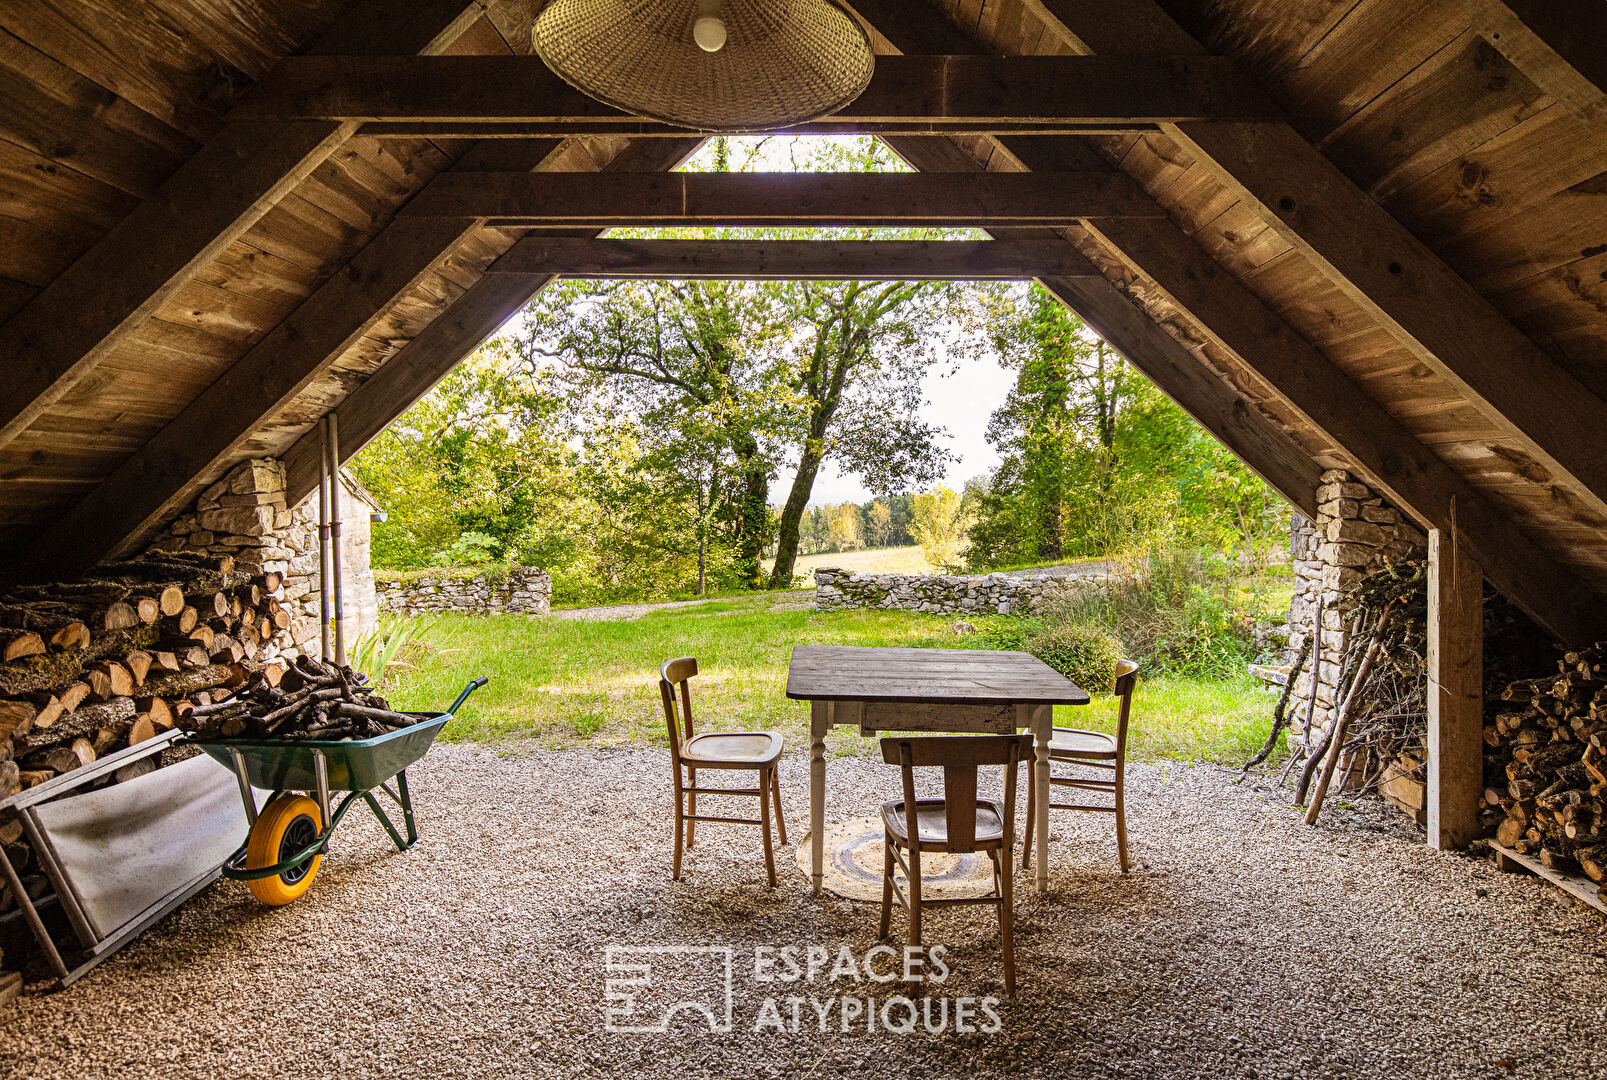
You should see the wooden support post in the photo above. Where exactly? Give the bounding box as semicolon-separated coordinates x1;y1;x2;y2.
1427;529;1483;851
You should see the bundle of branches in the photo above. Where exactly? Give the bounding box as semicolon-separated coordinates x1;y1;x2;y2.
1487;642;1607;894
1247;558;1430;801
183;655;420;742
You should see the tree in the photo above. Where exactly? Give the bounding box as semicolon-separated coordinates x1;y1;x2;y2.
910;485;965;570
967;283;1284;568
865;500;895;547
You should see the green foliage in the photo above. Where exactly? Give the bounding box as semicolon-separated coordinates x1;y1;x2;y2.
1042;547;1264;680
1020;621;1123;691
909;484;966;571
967;283;1288;572
349;615;442;688
428;531;503;568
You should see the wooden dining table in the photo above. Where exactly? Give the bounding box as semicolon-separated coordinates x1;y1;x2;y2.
785;644;1091;895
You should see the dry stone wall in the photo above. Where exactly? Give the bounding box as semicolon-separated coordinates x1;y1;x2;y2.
1284;468;1425;742
376;568;552;616
813;566;1093;615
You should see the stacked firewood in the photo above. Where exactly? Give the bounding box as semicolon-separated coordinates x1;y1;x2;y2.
0;551;297;795
1488;642;1607;891
0;552;303;916
184;654;417;742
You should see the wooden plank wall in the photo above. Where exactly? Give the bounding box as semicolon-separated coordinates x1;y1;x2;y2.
932;0;1607;591
0;0;537;556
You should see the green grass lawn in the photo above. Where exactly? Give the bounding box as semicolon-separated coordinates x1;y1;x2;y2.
381;597;1277;765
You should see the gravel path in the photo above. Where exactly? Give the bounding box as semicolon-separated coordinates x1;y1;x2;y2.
5;745;1606;1080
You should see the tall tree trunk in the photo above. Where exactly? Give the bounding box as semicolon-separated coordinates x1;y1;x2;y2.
729;431;769;588
766;444;825;589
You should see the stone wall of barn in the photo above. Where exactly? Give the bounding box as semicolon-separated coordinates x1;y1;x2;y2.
146;458;379;656
1283;468;1426;748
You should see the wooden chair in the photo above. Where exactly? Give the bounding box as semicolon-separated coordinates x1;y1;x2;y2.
1023;659;1139;873
878;733;1030;996
658;657;786;885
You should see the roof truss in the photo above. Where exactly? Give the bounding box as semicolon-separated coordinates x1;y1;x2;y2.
0;0;486;454
236;54;1280;128
399;170;1163;225
484;238;1103;278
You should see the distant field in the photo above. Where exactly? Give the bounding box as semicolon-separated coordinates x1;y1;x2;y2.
767;545;936;582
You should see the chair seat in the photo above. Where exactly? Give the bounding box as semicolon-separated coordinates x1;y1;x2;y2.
683;731;783;767
882;797;1007;848
1048;727;1118;759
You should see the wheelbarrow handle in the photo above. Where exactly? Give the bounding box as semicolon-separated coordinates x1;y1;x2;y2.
446;676;489;715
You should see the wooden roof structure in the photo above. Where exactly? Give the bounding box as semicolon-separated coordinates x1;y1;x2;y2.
0;0;1604;652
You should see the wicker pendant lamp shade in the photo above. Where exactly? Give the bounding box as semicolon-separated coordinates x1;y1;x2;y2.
531;0;876;132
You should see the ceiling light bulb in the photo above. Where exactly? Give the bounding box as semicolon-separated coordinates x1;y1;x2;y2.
693;14;726;51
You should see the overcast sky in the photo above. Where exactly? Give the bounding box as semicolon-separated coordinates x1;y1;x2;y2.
775;348;1015;505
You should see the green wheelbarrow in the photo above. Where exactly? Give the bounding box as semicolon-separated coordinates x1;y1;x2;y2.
195;676;487;905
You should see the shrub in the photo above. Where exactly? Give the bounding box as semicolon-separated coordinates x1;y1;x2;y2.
1037;546;1260;680
1021;621;1123;691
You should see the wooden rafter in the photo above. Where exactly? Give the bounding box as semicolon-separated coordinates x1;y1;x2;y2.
235;54;1281;126
485;238;1102;279
851;0;1607;643
283;274;555;506
0;0;485;454
1036;0;1607;526
1461;0;1607;135
4;141;704;582
399;171;1162;224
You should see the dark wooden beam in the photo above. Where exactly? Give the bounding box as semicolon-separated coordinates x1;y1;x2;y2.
1462;0;1607;135
856;0;1607;642
486;238;1101;279
284;273;554;506
4;141;704;580
361;121;1156;138
1085;210;1606;644
879;135;1323;518
1427;529;1484;851
400;171;1162;224
1039;0;1607;524
238;54;1283;125
0;0;484;453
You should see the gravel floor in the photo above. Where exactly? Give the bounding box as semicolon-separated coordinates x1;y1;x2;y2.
5;744;1607;1080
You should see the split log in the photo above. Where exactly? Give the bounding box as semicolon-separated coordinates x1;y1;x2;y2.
17;697;134;749
137;697;174;730
26;694;64;731
127;716;156;747
158;586;185;616
58;681;89;713
102;602;138;631
124;651;152;686
114;757;156;784
1;630;44;662
0;701;35;741
17;769;52;789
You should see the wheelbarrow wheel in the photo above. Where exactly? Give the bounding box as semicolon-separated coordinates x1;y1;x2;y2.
246;794;323;906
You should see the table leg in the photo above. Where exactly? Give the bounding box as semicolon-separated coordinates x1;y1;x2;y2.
1032;704;1052;893
810;700;828;896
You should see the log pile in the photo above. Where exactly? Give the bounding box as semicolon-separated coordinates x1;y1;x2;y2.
1487;642;1607;900
183;655;418;742
0;552;297;916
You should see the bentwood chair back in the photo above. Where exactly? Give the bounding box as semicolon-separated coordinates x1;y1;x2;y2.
658;657;786;884
877;733;1030;995
1023;659;1139;872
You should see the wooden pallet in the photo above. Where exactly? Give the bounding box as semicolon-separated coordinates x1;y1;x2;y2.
1490;841;1607;918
